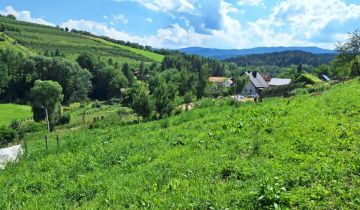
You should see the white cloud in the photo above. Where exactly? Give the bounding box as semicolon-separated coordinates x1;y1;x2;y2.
238;0;264;6
113;0;195;13
60;19;208;48
243;0;360;48
61;19;139;41
3;1;360;50
0;6;54;26
148;23;209;48
113;14;128;24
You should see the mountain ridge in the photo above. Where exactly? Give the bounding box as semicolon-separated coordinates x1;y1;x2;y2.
178;46;337;60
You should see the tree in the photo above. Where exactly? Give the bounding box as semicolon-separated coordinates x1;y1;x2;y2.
336;29;360;76
76;53;96;73
132;83;154;120
6;14;16;20
183;91;194;111
349;56;360;76
232;76;249;94
196;64;209;99
24;56;92;103
122;63;135;86
337;30;360;61
30;80;64;128
92;65;127;100
153;81;177;118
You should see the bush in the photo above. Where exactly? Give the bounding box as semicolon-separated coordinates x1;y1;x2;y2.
20;121;43;133
57;114;71;125
9;119;21;130
308;83;330;93
0;126;17;147
91;100;103;108
160;119;171;129
289;88;308;96
105;98;122;105
197;98;215;108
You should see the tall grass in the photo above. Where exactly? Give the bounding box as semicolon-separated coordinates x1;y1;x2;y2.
0;80;359;209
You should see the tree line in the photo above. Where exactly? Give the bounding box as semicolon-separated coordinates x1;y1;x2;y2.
224;50;336;67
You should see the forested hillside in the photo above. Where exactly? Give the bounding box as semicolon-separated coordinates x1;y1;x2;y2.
178;46;336;60
224;51;336;67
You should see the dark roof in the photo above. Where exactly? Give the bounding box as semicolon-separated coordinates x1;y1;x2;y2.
244;71;269;88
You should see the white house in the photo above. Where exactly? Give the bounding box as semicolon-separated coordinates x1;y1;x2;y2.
269;78;291;86
241;71;269;96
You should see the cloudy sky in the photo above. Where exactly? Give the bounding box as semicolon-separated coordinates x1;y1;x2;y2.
1;0;360;49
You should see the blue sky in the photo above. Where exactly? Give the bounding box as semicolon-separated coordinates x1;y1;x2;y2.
1;0;360;49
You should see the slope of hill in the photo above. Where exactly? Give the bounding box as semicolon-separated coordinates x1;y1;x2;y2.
86;36;164;63
0;32;33;55
0;16;163;66
178;46;336;60
0;80;359;209
224;50;336;67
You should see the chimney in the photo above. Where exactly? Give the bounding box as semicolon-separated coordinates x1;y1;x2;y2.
252;71;257;78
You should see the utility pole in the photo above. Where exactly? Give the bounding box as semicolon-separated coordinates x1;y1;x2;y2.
42;105;50;133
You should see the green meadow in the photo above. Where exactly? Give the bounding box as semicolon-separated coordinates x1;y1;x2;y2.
0;104;32;126
0;80;359;209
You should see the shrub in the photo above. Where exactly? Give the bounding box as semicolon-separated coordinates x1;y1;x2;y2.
92;100;103;108
255;177;289;209
9;119;21;130
173;107;182;116
308;83;330;93
160;119;171;129
198;98;215;108
289;88;308;96
57;114;71;125
18;121;44;138
0;126;17;147
105;98;122;105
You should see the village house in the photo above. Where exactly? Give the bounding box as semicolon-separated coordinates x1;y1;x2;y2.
269;78;292;86
208;77;234;88
241;71;268;96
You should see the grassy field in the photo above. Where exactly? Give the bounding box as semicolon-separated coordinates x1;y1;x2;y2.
0;104;32;126
0;80;359;208
87;36;164;63
0;16;163;67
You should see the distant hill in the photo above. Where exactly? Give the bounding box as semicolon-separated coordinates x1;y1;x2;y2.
224;50;336;67
178;46;336;60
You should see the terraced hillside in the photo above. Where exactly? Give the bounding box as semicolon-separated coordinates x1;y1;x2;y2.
0;80;359;209
0;16;163;66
